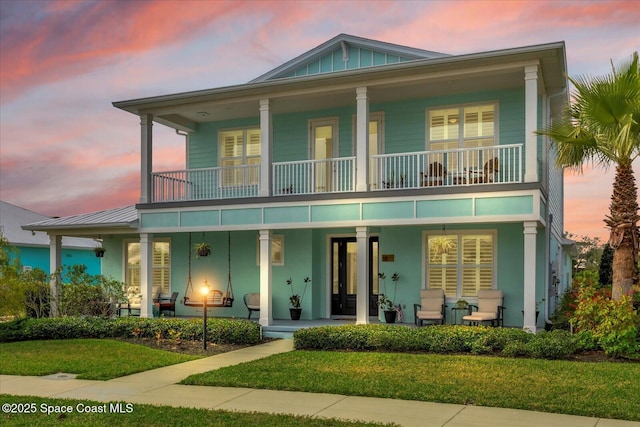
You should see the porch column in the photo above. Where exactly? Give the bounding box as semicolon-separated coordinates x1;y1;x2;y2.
523;221;538;332
524;65;539;183
140;113;153;203
140;233;154;318
356;226;370;324
48;234;62;317
259;99;272;197
259;230;273;326
355;87;369;192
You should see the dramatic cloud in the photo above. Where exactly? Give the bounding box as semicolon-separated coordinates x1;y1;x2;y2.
1;0;639;240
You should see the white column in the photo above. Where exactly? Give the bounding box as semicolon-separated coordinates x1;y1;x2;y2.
259;230;273;326
140;114;153;203
356;226;370;324
524;65;539;183
355;87;369;192
259;99;272;197
140;233;154;318
49;234;62;317
523;221;538;332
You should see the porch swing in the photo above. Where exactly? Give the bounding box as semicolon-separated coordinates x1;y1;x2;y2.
182;232;235;308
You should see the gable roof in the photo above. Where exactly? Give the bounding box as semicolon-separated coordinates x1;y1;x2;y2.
250;33;449;83
0;200;98;248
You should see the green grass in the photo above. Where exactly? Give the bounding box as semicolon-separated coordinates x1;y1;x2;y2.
182;350;640;421
0;339;200;380
0;395;393;426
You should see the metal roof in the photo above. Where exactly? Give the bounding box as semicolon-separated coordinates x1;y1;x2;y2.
22;205;138;232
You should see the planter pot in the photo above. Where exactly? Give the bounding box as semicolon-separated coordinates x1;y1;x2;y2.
196;247;211;257
289;308;302;320
94;248;105;258
153;303;160;318
384;310;397;324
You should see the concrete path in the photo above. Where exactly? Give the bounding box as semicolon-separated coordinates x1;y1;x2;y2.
1;339;638;427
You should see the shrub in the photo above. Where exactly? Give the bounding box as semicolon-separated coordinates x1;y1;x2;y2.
294;324;577;360
0;317;261;345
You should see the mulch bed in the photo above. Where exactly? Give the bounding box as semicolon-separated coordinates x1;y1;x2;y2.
115;337;254;356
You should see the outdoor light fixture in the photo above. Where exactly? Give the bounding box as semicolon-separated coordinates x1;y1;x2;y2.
201;281;209;350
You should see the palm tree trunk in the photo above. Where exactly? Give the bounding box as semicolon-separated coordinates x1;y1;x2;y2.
605;162;639;300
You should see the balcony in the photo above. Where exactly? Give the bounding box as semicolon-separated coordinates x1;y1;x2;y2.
150;144;523;203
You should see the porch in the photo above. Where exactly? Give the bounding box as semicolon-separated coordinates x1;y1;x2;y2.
151;144;523;203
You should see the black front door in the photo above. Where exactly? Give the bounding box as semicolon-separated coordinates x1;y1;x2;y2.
331;237;379;316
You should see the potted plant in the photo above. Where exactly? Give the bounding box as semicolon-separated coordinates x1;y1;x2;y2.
94;246;106;258
194;242;211;258
286;276;310;320
522;298;545;323
377;272;400;323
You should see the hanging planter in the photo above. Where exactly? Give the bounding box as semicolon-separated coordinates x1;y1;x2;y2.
94;247;106;258
194;242;211;258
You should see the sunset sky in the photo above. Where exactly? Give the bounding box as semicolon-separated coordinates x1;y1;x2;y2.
1;0;639;242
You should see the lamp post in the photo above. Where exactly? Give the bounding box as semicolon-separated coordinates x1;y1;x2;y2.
201;281;209;350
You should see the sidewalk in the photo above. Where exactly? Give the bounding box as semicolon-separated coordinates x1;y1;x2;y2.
1;339;638;427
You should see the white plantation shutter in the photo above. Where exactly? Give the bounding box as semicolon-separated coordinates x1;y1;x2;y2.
426;233;494;298
220;128;261;186
126;241;171;294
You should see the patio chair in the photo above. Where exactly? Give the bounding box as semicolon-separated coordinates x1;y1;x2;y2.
158;291;179;317
462;289;505;327
243;293;260;320
474;157;499;183
421;162;447;187
413;289;446;326
117;292;141;317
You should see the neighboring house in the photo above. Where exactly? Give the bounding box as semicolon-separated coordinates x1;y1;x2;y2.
1;200;101;275
24;34;575;330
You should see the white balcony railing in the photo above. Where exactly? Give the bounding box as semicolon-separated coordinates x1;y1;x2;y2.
152;164;260;202
273;157;355;195
370;144;522;190
150;145;523;202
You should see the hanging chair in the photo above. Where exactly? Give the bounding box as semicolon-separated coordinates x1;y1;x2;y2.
183;232;234;308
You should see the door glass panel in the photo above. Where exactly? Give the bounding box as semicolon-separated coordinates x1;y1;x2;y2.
313;124;334;192
346;242;357;294
332;242;339;294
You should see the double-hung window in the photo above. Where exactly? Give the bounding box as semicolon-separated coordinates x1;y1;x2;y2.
425;232;495;298
125;240;171;295
219;128;261;186
427;104;496;173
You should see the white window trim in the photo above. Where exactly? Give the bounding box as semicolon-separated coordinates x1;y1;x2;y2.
425;101;500;149
422;229;497;301
218;126;261;187
256;234;284;266
124;238;172;296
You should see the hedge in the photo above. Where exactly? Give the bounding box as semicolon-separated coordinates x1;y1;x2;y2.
0;317;261;345
294;324;577;360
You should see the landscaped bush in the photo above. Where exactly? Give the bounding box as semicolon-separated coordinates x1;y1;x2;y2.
294;324;578;360
0;317;261;345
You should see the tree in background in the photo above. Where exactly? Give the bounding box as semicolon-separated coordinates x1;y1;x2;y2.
538;52;640;301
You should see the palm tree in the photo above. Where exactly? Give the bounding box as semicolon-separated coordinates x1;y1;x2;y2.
537;52;640;301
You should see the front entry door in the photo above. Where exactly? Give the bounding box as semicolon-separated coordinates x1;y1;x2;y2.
331;237;379;316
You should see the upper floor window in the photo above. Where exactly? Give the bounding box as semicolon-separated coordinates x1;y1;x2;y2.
427;104;496;172
219;128;261;186
125;240;171;295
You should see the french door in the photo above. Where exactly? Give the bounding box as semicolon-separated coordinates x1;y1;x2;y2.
331;236;379;316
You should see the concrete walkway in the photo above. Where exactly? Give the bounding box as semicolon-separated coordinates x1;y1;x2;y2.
1;339;638;427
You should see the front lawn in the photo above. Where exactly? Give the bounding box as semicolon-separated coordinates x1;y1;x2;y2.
0;339;200;380
182;350;640;421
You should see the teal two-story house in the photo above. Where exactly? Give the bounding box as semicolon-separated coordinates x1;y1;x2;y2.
25;35;574;331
